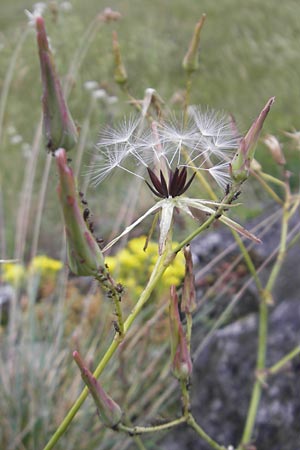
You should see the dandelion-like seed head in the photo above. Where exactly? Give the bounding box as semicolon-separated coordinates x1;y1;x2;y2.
157;114;200;154
188;105;241;155
88;144;132;186
97;115;141;148
97;99;272;253
25;3;47;26
91;105;240;191
207;162;233;190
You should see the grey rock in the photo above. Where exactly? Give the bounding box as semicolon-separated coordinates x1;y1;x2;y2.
162;300;300;450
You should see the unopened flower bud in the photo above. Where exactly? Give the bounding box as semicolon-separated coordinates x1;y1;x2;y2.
182;14;206;74
112;31;128;85
99;8;121;23
169;286;193;381
73;351;123;428
55;149;105;276
263;134;286;166
181;245;196;314
36;16;78;152
231;97;275;182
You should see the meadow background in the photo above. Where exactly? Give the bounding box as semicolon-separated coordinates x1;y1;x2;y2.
0;1;300;449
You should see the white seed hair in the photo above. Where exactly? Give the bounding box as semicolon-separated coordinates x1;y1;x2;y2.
91;106;240;189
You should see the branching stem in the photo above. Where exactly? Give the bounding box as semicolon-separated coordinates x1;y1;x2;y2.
118;416;187;435
267;345;300;376
187;414;226;450
174;184;242;253
239;183;291;447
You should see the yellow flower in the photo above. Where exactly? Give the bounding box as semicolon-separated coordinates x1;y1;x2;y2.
30;255;63;276
106;236;185;299
118;249;142;269
105;256;117;272
1;263;25;286
30;255;63;272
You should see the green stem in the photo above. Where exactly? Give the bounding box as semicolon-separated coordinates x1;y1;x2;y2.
183;75;192;123
251;171;283;205
265;199;289;294
133;436;147;450
231;230;263;291
286;230;300;251
259;171;286;188
240;185;290;447
42;249;173;450
174;211;220;253
95;270;126;336
118;416;187;435
174;186;241;253
187;414;226;450
268;345;300;376
180;380;190;416
240;297;268;447
43;337;119;450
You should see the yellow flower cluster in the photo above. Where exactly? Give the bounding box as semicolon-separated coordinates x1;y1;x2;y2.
1;263;25;286
1;256;63;287
105;236;184;299
29;255;63;276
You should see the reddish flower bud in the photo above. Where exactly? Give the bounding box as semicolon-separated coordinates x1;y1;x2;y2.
169;286;193;381
55;149;105;276
181;245;196;314
36;16;78;152
73;351;122;428
231;97;275;182
263;134;286;166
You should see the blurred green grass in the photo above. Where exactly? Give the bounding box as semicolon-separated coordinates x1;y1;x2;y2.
1;0;299;257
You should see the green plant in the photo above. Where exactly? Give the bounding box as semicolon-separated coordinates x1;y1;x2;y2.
1;3;300;450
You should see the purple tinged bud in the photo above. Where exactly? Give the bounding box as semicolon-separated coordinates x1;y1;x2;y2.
36;16;78;152
56;149;105;276
98;8;122;23
181;246;196;314
112;31;128;85
231;97;275;182
169;286;193;381
73;351;122;428
182;14;206;74
263;134;286;166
